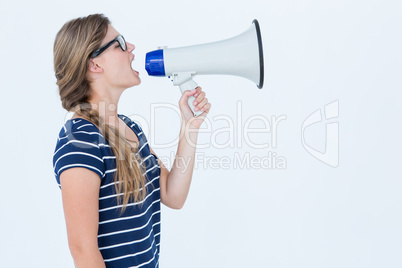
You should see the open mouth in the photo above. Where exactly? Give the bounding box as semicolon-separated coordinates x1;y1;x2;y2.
131;55;139;74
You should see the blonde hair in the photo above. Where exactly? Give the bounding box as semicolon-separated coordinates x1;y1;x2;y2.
53;14;146;210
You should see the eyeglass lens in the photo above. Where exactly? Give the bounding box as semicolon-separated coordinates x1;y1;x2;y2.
117;36;127;51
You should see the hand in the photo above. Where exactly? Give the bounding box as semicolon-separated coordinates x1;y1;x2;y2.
179;86;211;129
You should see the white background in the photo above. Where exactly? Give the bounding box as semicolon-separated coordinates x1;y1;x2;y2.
0;0;401;267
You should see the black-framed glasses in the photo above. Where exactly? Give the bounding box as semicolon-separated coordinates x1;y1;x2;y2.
91;35;127;58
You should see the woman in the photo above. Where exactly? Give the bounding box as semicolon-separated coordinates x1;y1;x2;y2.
52;14;211;268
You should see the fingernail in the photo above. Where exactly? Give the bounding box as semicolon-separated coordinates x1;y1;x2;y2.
194;107;199;111
193;101;197;106
194;93;199;97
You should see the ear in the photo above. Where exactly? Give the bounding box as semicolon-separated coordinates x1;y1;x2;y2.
88;59;103;73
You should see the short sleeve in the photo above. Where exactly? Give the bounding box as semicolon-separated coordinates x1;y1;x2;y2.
53;120;106;187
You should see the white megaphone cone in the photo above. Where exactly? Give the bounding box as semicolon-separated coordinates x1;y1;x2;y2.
145;19;264;117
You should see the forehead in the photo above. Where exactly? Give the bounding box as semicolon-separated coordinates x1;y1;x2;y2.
101;25;120;45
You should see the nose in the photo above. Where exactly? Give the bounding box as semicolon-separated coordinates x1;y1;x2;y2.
127;42;135;53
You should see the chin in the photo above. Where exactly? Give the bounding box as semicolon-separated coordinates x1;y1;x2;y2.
127;73;141;87
121;79;140;90
132;77;141;86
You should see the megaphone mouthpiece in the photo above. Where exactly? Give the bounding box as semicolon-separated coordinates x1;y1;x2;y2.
145;49;166;76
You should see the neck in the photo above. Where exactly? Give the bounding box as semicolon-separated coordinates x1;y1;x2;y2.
87;88;123;125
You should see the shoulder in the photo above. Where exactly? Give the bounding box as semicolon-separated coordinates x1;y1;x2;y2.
53;118;107;184
118;114;135;127
118;114;144;133
56;118;105;148
53;118;107;161
65;117;102;136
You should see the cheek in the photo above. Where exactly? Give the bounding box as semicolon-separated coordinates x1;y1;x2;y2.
103;54;133;83
105;59;124;77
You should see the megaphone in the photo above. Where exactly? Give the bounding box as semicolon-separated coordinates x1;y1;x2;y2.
145;19;264;116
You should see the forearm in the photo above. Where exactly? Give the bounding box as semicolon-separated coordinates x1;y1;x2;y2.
70;245;106;268
160;86;211;209
165;126;199;208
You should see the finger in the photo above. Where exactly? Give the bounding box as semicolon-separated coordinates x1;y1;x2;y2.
194;97;208;112
200;102;211;114
193;86;202;98
192;91;206;107
179;88;197;107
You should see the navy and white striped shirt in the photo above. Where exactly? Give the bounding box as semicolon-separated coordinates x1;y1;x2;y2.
53;114;161;268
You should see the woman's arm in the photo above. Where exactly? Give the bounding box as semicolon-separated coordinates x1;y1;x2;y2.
60;167;106;268
152;87;211;209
